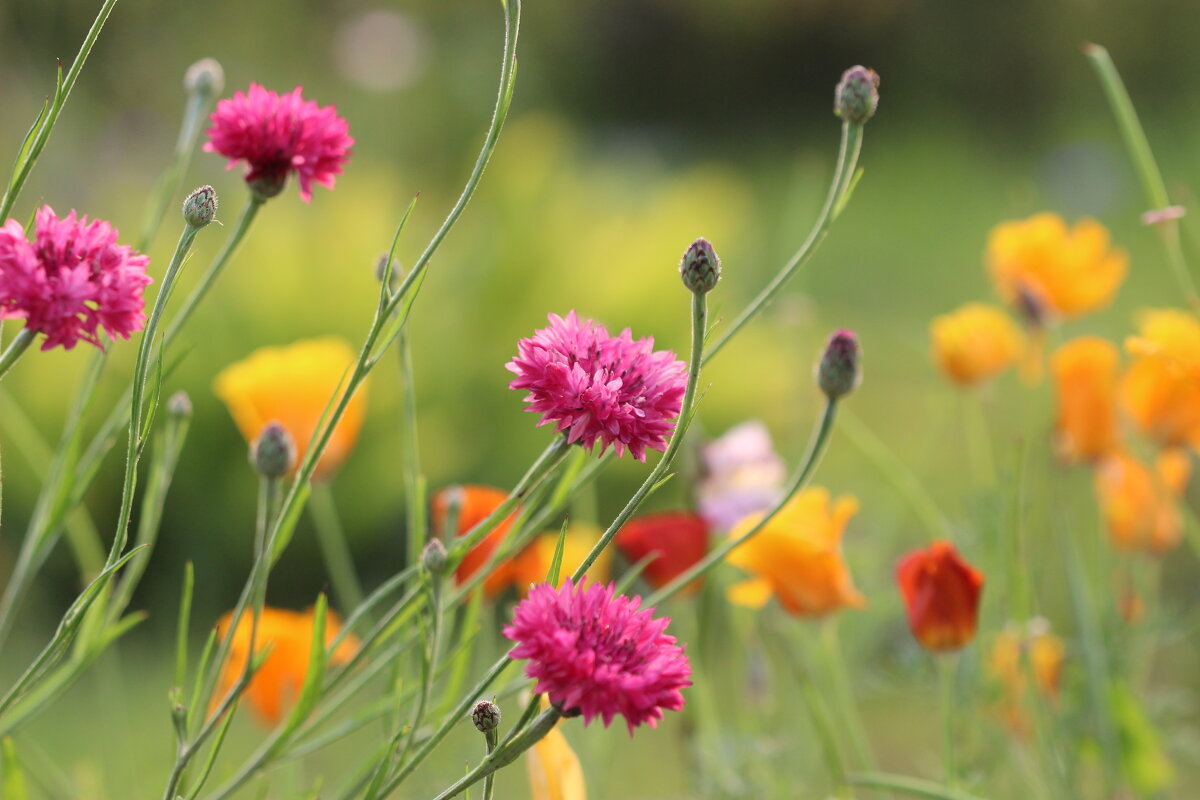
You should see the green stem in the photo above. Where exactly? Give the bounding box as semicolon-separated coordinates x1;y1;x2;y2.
481;723;499;800
847;773;988;800
0;0;120;220
646;397;838;606
107;220;201;566
702;122;864;364
0;328;36;382
399;332;424;570
309;483;365;613
819;619;878;777
1083;42;1200;309
429;708;562;800
838;408;956;542
569;290;708;582
939;654;958;787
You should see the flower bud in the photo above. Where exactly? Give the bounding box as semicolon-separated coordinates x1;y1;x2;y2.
248;171;288;202
167;390;193;419
251;422;297;479
421;538;448;575
182;185;218;228
184;58;225;97
471;700;501;732
679;237;720;295
817;329;862;401
834;66;879;125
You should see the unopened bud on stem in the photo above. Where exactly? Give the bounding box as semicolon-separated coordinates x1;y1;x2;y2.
167;390;193;419
422;538;448;576
472;700;501;733
834;66;880;125
183;185;218;228
251;422;297;479
680;237;721;294
817;329;862;401
184;58;225;97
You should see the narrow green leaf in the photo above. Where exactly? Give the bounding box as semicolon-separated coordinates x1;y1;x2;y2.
175;562;195;691
545;519;568;586
1;738;27;800
847;772;989;800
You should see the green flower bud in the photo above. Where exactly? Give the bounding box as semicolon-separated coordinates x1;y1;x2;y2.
422;538;448;575
167;390;193;419
251;422;297;479
248;172;288;202
182;185;218;228
817;329;862;401
680;237;720;295
834;66;879;125
471;700;501;732
184;58;225;97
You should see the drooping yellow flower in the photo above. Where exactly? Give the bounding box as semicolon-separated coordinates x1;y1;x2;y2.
987;213;1127;320
1094;449;1189;554
930;302;1023;386
213;606;358;726
987;619;1066;733
214;337;367;479
526;702;587;800
726;487;865;617
1122;309;1200;448
1051;337;1121;463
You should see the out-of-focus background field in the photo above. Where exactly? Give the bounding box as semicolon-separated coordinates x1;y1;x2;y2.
1;0;1199;797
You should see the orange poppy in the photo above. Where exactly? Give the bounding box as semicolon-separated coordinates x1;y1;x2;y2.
432;485;539;598
1094;449;1189;554
1051;337;1121;463
930;303;1023;386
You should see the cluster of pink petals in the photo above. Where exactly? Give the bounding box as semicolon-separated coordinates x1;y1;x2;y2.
0;206;152;350
506;311;687;461
205;84;353;202
503;579;691;734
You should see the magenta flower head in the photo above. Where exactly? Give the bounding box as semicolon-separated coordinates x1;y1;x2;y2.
0;206;152;350
506;311;687;461
204;84;353;202
504;579;691;734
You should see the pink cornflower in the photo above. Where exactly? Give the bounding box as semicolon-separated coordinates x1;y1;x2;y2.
503;579;691;733
205;84;353;202
506;311;687;461
0;206;152;350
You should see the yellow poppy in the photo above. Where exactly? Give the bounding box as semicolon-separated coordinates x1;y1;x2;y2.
726;488;865;617
1122;309;1200;447
527;706;586;800
214;337;367;479
1094;449;1189;554
987;620;1066;733
930;302;1023;386
987;213;1127;320
213;606;358;726
1051;337;1121;463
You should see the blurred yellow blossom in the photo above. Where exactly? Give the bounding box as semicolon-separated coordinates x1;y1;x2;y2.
726;488;865;617
987;619;1065;733
1051;337;1121;463
214;337;367;479
1094;449;1189;554
529;523;612;590
526;698;586;800
213;606;358;726
930;302;1023;386
1122;309;1200;448
987;213;1127;320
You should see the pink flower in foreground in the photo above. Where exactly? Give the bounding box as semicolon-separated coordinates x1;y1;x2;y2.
504;579;691;734
0;206;152;350
506;311;687;461
205;84;353;202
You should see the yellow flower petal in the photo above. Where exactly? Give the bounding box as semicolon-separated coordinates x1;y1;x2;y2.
527;725;587;800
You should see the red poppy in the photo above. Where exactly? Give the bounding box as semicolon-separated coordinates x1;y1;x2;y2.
895;541;984;651
615;512;709;594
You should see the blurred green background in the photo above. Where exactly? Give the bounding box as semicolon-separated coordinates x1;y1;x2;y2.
2;0;1200;796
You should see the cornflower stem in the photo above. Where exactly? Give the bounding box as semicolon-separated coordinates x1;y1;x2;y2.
394;571;445;767
847;773;988;800
108;219;202;567
1083;43;1200;310
481;724;499;800
0;328;36;382
646;397;838;607
162;474;279;800
939;654;959;788
570;290;708;582
309;482;365;613
702;121;863;364
398;331;425;570
429;708;562;800
161;195;263;348
0;0;119;220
